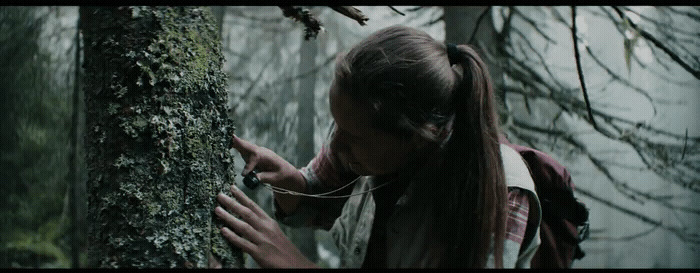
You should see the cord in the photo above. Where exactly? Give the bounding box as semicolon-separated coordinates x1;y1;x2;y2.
261;176;394;199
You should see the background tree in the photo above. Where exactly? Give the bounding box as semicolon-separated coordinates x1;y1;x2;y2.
290;37;321;263
80;6;242;268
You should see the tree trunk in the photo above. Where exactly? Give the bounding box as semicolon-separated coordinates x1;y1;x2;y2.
443;7;505;100
211;6;226;40
293;38;320;263
80;6;242;268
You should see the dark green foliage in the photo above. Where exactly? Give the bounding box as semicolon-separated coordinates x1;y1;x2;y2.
0;7;75;268
80;6;241;268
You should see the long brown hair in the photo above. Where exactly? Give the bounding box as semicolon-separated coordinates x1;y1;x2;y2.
333;25;507;268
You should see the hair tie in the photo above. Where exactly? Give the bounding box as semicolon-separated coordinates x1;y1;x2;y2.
446;43;459;65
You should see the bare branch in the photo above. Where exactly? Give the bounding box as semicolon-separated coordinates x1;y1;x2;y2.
512;120;700;213
494;5;700;246
571;6;597;129
510;27;569;91
271;54;336;85
575;186;700;244
663;6;700;22
501;46;698;142
279;6;323;40
583;45;660;114
588;225;660;242
406;6;424;12
422;14;444;27
240;54;276;103
682;128;688;160
512;7;558;45
625;8;699;37
388;6;405;16
329;6;369;26
501;46;700;193
612;6;700;80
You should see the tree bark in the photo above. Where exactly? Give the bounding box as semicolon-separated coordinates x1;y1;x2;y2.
80;6;242;268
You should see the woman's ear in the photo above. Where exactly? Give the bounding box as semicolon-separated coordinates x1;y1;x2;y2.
411;123;444;148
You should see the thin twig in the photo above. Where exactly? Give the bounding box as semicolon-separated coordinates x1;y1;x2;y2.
571;6;597;129
272;54;336;84
406;6;423;12
588;224;660;241
510;27;569;91
583;45;659;115
664;6;700;22
514;119;700;205
512;7;558;45
241;54;276;102
574;186;699;244
422;15;444;27
388;6;405;16
612;6;700;80
681;128;688;160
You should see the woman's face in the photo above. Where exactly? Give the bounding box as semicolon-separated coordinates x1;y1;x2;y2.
329;83;420;176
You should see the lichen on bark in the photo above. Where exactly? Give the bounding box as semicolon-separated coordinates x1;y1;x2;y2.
81;6;241;268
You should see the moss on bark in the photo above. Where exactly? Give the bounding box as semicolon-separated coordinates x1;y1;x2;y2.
81;6;241;268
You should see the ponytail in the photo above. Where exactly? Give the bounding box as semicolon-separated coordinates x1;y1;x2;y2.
441;43;507;268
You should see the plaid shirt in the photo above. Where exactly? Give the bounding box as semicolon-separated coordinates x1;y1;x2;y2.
275;144;540;268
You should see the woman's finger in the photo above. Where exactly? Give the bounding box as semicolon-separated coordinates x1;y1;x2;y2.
253;171;277;185
220;226;258;254
217;193;260;223
241;156;259;177
231;135;260;176
231;134;256;155
229;185;268;219
215;206;259;243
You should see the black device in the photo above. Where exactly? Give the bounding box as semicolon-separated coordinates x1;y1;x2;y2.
243;170;261;189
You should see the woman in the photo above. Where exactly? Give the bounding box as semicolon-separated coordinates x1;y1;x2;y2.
214;25;541;268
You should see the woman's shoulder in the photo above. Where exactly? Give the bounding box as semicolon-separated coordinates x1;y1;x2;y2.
500;144;537;194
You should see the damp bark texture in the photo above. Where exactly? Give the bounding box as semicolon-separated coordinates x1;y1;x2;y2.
80;6;242;268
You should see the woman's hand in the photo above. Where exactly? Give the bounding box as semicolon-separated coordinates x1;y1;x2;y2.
230;134;304;188
230;134;307;215
215;185;317;268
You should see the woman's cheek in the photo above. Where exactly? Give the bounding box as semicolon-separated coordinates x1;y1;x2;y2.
352;147;375;171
